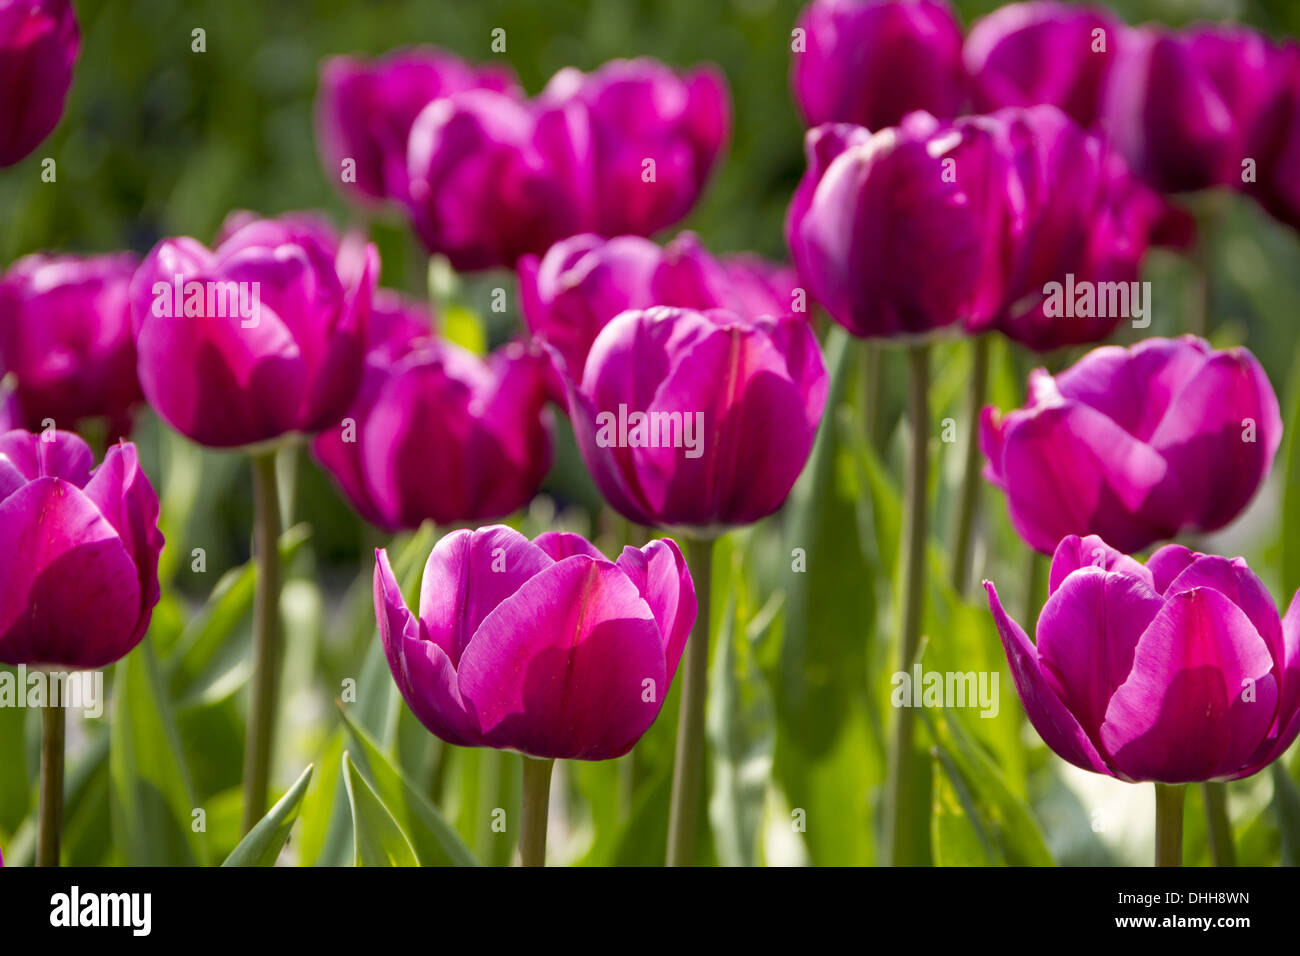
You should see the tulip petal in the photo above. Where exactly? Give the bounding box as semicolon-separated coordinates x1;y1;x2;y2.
1164;555;1285;677
616;538;697;684
984;580;1114;775
458;555;666;760
1035;566;1164;745
1147;544;1198;595
374;549;481;747
1101;587;1278;782
416;526;554;666
1047;534;1152;596
533;532;606;562
0;478;141;668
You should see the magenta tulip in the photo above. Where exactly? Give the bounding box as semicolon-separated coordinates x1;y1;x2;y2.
563;306;826;532
375;525;696;760
788;113;1011;339
0;429;163;668
0;252;142;440
316;46;518;205
539;58;729;238
129;213;378;448
792;0;965;131
1103;24;1277;194
981;336;1281;555
1243;41;1300;232
314;295;552;531
964;1;1122;128
986;535;1300;782
0;0;78;167
518;231;800;380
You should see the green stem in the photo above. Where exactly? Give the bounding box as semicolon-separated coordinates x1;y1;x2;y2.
37;699;66;867
242;450;283;834
519;756;555;867
950;336;990;597
1022;549;1046;632
1155;783;1186;867
666;535;715;867
884;343;930;866
1202;781;1236;867
862;342;884;450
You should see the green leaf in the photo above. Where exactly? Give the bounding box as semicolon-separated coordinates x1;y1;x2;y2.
339;707;478;866
294;729;349;867
342;752;419;867
109;641;208;865
1272;763;1300;866
222;764;314;867
0;676;30;834
931;750;1001;866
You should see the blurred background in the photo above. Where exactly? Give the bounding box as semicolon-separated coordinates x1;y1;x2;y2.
2;0;1299;867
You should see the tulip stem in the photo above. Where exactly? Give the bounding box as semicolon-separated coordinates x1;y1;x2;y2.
1202;781;1236;867
950;335;989;597
1155;783;1186;867
884;343;930;866
37;699;66;867
242;450;283;834
863;342;885;450
666;535;714;867
520;756;555;867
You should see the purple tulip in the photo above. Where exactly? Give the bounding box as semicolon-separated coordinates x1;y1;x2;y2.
129;212;378;449
563;306;827;532
1103;24;1278;194
0;0;78;167
374;525;696;760
965;2;1122;128
404;89;590;271
792;0;965;131
314;298;553;531
0;252;142;440
316;46;519;204
539;58;730;238
788;113;1010;339
0;429;163;668
981;336;1281;555
518;231;800;380
986;535;1300;783
1243;41;1300;232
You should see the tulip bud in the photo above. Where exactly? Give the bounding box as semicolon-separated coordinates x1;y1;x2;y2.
0;0;78;167
518;231;799;380
981;336;1282;554
129;212;378;449
986;536;1300;783
965;1;1122;127
564;306;827;533
375;525;696;760
316;46;519;205
0;252;142;440
792;0;965;131
0;430;163;669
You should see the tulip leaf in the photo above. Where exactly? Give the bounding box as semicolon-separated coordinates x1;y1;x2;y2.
294;729;350;867
0;681;30;834
342;752;419;867
338;707;479;866
110;640;208;866
222;764;314;867
1272;763;1300;866
931;750;1000;867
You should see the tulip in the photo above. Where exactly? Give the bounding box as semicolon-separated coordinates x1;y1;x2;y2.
539;58;729;238
0;428;163;865
518;231;800;380
0;0;79;167
0;252;142;442
561;304;823;863
964;1;1122;128
375;525;696;863
1242;41;1300;232
130;212;378;448
986;535;1300;863
981;336;1281;555
313;293;553;531
1103;24;1277;194
316;46;519;204
792;0;965;132
404;89;589;271
131;212;376;832
565;306;826;533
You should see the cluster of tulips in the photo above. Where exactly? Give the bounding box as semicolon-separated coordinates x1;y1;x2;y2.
1;0;1298;868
